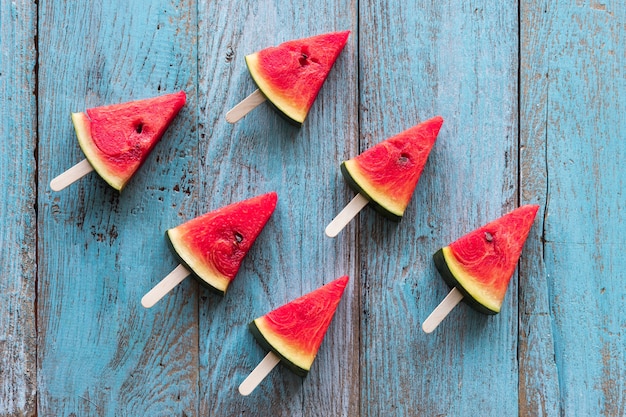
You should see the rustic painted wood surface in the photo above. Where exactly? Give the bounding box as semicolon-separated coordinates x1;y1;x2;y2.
1;0;624;416
0;0;37;415
520;2;626;416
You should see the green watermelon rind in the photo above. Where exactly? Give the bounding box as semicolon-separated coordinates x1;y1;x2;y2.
165;229;229;297
433;247;500;315
245;54;305;127
72;112;127;191
248;320;310;377
340;161;403;222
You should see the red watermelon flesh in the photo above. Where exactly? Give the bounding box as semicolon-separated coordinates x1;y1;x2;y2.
341;116;443;221
72;91;186;191
245;30;350;126
166;192;277;295
249;275;349;376
434;205;539;314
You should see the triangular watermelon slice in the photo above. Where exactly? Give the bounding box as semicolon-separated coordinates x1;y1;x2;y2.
433;205;539;314
166;192;278;295
72;91;186;191
245;30;350;126
249;275;349;376
341;116;443;221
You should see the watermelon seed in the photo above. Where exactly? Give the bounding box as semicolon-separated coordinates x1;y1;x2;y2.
299;46;311;66
485;232;493;242
398;153;410;164
135;123;144;134
234;232;244;243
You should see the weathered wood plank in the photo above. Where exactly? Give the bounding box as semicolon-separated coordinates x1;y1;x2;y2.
196;2;359;415
519;1;561;415
359;1;520;415
521;1;625;415
37;2;199;415
0;1;37;415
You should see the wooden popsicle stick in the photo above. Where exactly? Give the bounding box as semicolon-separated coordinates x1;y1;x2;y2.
226;89;267;123
325;193;369;237
421;287;464;333
239;351;281;396
141;264;191;308
50;158;94;191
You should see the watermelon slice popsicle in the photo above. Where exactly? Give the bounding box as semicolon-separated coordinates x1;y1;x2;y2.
141;192;278;308
50;91;186;192
239;275;349;396
226;30;350;126
325;116;443;237
421;205;539;333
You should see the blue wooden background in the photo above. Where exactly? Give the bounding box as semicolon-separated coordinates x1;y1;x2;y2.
1;0;624;416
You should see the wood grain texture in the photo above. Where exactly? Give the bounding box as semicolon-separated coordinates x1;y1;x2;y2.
37;2;199;416
521;1;626;415
519;1;561;416
0;1;37;415
196;1;359;415
359;1;520;415
2;0;624;415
